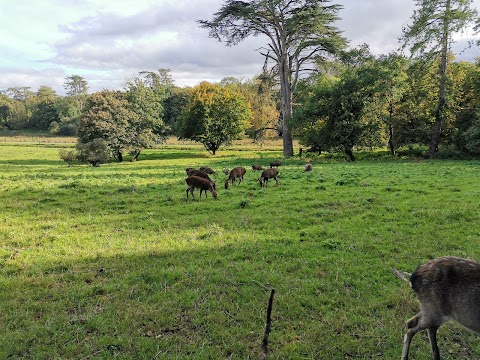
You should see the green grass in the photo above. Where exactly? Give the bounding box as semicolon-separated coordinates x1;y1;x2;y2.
0;144;479;359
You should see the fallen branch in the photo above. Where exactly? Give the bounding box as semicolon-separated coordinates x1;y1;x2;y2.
261;288;275;359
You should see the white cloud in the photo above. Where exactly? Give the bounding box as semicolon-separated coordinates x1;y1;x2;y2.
1;0;479;95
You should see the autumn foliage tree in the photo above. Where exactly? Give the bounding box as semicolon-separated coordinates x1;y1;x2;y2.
178;82;251;155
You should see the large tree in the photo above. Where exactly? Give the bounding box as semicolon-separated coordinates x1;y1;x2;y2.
297;47;384;161
124;77;167;160
402;0;479;157
199;0;346;157
77;90;134;162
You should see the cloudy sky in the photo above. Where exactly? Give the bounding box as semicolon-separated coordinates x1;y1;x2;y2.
1;0;479;95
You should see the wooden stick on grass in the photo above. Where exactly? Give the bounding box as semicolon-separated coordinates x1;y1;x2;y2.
261;288;275;358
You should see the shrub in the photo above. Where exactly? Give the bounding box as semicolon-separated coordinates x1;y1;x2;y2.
59;149;77;167
76;138;110;167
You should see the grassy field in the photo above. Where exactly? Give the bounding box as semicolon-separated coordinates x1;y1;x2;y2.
0;143;479;359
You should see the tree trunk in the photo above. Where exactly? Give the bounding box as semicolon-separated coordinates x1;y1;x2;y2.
428;0;450;158
131;151;141;162
388;124;395;156
279;63;294;158
116;151;123;162
345;148;356;162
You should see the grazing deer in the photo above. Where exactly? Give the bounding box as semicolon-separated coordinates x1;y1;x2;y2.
269;161;281;168
187;169;213;183
259;168;279;187
304;163;313;172
223;168;230;175
252;164;263;171
402;256;480;360
225;166;246;189
186;176;217;199
199;166;216;174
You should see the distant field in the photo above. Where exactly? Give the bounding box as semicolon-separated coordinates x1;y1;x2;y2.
0;143;479;359
0;131;295;151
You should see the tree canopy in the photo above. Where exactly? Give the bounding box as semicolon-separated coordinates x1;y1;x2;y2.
178;82;251;155
199;0;347;157
402;0;480;157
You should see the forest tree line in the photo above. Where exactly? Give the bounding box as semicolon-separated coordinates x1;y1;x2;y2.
1;50;479;162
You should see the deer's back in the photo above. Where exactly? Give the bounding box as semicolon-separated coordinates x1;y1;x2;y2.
412;257;480;330
261;168;279;179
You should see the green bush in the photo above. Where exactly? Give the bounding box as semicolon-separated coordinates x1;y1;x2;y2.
59;149;77;167
76;138;110;167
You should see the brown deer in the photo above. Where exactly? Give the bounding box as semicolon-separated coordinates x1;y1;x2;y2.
225;166;246;189
402;256;480;360
252;164;263;171
187;169;212;181
199;166;216;174
269;161;282;168
259;168;279;187
304;163;313;172
186;176;217;199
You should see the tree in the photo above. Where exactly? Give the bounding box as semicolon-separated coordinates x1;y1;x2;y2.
76;138;110;167
297;47;382;161
77;90;134;162
64;75;88;110
199;0;347;157
402;0;479;157
59;149;77;167
139;69;174;92
4;87;33;129
178;82;251;155
31;86;59;130
163;86;191;136
124;77;167;160
366;54;410;155
0;93;12;128
51;97;82;135
220;76;280;143
451;59;480;152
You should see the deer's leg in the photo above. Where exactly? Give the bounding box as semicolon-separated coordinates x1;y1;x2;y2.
401;328;416;360
401;314;422;360
275;177;279;186
427;326;440;360
186;188;189;198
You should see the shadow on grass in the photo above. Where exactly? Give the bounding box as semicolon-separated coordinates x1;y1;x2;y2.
0;159;65;166
0;237;306;359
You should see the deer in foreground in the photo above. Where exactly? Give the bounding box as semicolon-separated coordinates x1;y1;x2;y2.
401;256;480;360
225;166;246;189
186;176;217;199
259;168;279;187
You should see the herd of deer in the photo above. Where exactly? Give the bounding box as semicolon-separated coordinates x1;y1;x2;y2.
184;163;479;359
184;161;315;200
184;161;312;200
